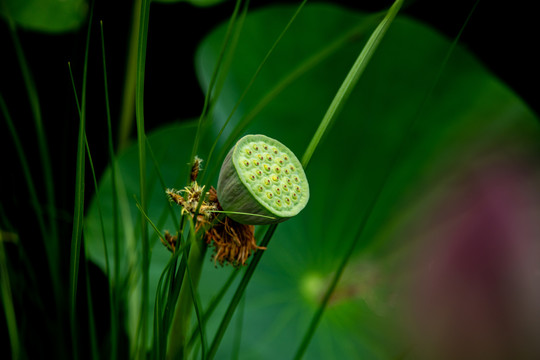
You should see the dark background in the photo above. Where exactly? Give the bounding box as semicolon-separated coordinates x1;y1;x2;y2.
0;0;538;357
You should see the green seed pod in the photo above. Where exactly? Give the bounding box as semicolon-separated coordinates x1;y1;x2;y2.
217;134;309;225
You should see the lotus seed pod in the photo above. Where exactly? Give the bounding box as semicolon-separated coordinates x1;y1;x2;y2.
217;134;309;225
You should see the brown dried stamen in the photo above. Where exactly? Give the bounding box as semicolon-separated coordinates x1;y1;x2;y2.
205;216;266;267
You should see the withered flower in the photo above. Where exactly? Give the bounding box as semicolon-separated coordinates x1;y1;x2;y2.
164;157;266;267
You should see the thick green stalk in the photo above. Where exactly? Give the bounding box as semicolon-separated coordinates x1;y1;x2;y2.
166;231;208;359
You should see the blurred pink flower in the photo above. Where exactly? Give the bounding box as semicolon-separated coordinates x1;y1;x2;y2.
404;150;540;360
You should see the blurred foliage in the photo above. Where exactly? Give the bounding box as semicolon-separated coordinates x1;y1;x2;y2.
0;0;88;33
84;3;540;359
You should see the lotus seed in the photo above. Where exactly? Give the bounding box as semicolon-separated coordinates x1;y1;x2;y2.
266;192;273;199
285;197;291;204
264;164;271;172
274;166;281;173
264;178;271;186
267;155;272;161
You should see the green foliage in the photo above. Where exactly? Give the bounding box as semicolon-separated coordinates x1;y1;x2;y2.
0;0;88;33
83;2;539;359
3;0;540;359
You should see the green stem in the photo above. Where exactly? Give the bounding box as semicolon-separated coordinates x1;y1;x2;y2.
166;233;208;359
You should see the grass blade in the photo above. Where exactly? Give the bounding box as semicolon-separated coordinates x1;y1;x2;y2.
68;1;94;355
301;0;404;169
99;19;121;359
4;4;58;248
134;0;151;352
0;236;20;360
190;0;246;170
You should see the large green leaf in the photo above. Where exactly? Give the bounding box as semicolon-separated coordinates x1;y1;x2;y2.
85;3;540;359
195;3;540;359
0;0;88;33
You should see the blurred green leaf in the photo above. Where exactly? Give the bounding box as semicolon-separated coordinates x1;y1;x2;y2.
1;0;88;33
85;2;540;358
